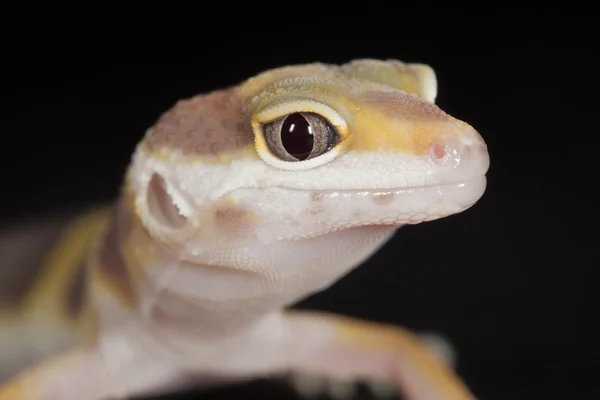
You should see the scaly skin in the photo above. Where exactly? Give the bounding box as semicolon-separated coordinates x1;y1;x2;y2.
0;59;489;400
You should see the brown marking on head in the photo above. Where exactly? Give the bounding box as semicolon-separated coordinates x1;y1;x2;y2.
214;204;257;239
0;215;71;305
372;192;394;205
143;89;254;157
66;258;88;318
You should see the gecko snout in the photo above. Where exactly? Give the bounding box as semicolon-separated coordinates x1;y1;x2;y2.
428;127;490;184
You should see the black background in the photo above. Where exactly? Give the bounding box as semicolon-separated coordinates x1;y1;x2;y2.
2;9;597;400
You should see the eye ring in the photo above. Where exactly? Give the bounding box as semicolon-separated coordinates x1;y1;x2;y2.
251;99;348;170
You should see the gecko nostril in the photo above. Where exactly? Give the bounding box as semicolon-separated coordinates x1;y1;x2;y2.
428;140;464;168
147;173;188;229
430;143;447;161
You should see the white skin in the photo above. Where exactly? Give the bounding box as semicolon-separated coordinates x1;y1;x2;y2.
0;59;489;400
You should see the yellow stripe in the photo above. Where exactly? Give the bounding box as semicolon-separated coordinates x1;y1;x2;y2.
21;206;113;319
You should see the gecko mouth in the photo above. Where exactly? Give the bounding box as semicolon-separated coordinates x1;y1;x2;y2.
283;175;487;208
308;176;487;222
241;176;489;242
299;176;487;194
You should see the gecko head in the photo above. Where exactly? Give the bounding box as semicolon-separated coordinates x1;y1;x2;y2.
130;59;489;251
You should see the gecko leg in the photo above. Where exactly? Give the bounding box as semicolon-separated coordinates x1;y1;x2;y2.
279;310;476;400
0;336;184;400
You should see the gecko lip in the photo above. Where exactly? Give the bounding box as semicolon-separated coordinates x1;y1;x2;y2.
307;176;488;218
244;176;489;242
278;175;486;198
303;177;487;194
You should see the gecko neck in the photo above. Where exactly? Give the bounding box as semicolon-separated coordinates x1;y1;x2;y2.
120;212;399;344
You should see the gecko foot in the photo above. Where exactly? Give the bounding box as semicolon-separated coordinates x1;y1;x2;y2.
285;331;455;399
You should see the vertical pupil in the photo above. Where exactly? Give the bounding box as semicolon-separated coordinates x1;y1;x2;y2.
280;113;314;160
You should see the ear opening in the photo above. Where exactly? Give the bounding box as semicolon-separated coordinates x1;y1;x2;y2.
146;172;188;229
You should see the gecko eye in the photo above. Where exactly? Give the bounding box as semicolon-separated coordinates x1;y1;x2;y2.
263;112;340;162
251;99;348;170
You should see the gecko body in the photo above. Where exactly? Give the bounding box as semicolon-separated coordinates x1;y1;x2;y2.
0;59;489;400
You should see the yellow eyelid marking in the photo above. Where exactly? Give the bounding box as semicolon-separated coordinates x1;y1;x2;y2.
350;106;461;155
